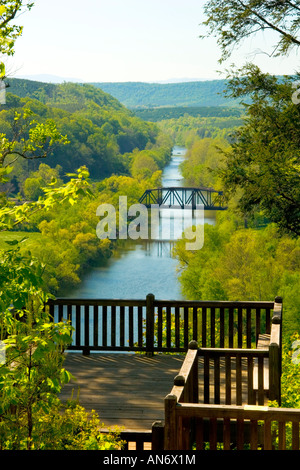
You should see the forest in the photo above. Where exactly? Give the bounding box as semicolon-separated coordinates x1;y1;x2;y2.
0;79;173;295
91;80;243;108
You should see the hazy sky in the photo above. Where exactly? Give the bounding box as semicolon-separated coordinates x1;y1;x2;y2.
9;0;300;83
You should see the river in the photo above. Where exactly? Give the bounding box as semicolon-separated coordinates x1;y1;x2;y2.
64;146;216;300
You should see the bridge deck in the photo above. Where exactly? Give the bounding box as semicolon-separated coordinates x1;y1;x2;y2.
60;352;254;432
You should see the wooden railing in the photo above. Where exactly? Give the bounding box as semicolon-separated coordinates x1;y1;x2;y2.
164;400;300;450
163;298;294;450
110;422;164;451
46;295;280;356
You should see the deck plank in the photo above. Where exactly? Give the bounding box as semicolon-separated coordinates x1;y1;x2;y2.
60;353;184;431
60;352;267;432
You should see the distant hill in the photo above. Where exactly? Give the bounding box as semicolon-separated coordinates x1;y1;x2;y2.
133;106;244;122
2;78;167;180
90;80;240;108
6;77;244;110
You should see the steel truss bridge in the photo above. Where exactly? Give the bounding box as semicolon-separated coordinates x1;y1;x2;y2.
139;187;227;211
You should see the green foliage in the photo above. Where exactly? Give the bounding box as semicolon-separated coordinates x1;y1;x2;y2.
0;2;34;78
218;66;300;237
175;215;300;338
2;81;166;181
280;334;300;409
158;113;243;148
91;80;241;108
180;137;231;189
201;0;300;62
134;106;244;122
0;398;123;450
22;163;63;200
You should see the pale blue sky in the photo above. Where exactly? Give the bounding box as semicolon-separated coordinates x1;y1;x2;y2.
9;0;300;83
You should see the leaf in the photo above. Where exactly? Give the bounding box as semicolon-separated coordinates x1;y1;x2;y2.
5;239;20;246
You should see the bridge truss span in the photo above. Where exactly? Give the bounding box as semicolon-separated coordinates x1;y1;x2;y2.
139;187;227;211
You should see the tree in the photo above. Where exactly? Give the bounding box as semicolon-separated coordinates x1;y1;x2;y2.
220;65;300;236
201;0;300;62
0;2;34;78
201;1;300;236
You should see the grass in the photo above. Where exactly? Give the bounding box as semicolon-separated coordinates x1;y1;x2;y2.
0;231;42;251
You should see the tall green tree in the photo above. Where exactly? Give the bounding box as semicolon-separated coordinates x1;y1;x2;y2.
220;66;300;236
201;0;300;62
201;1;300;236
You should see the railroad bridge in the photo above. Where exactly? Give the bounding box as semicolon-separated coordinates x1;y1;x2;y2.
48;295;300;450
139;187;227;210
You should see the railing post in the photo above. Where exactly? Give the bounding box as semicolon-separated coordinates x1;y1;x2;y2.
164;394;178;450
152;421;164;450
189;340;199;403
269;297;283;405
146;293;155;356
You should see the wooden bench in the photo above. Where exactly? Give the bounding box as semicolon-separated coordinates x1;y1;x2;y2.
253;334;270;392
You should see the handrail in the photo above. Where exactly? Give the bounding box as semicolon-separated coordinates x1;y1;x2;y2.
164;401;300;450
46;295;279;355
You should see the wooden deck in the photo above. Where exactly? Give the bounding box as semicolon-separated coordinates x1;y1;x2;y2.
60;353;184;431
59;352;259;432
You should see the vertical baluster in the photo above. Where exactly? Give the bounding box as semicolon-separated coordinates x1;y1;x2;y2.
120;305;125;347
111;305;116;347
258;355;264;405
193;307;198;342
129;305;134;348
202;307;207;348
76;304;81;348
211;307;215;348
175;306;180;349
138;306;143;348
266;307;271;335
256;308;261;344
247;356;255;405
102;305;107;348
225;353;231;405
229;307;234;348
93;305;98;348
48;301;54;321
250;420;258;450
67;304;72;324
292;422;299;450
236;353;242;405
157;306;163;349
209;418;217;450
166;305;171;349
84;304;90;354
214;354;220;404
223;418;231;450
196;418;204;450
238;307;243;348
184;307;189;350
58;304;63;322
278;422;286;450
247;308;252;348
236;419;244;450
220;307;224;348
204;351;210;404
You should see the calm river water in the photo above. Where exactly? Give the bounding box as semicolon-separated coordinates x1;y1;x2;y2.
64;146;216;300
